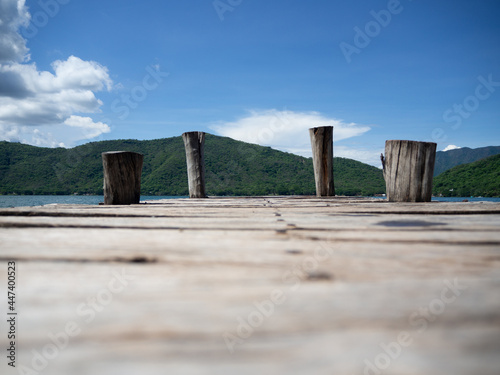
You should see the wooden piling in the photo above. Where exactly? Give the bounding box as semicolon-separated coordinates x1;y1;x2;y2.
381;140;437;202
102;151;143;205
182;132;207;198
309;126;335;197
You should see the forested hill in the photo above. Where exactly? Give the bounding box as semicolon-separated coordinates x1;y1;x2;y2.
0;135;385;196
434;146;500;176
433;153;500;197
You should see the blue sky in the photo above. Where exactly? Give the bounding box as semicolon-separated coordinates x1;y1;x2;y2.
1;0;499;166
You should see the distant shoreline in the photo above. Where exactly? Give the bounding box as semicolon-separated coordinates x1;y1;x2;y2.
1;195;500;209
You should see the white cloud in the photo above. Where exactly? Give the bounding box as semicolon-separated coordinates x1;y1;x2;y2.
1;120;110;148
210;109;372;161
0;124;20;141
0;57;111;126
0;0;112;147
30;128;65;148
442;144;461;152
334;145;384;168
52;56;112;92
211;109;370;151
0;0;30;63
64;115;111;139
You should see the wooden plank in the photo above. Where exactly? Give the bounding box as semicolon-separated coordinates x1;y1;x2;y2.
0;197;499;375
1;198;500;217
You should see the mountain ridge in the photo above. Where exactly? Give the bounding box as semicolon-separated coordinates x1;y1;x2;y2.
433;153;500;197
435;145;500;176
0;135;385;196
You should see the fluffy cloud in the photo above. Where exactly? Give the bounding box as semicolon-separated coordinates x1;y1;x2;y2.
442;145;461;152
334;145;384;168
64;115;110;139
0;57;111;125
0;0;112;147
210;109;371;158
0;0;30;63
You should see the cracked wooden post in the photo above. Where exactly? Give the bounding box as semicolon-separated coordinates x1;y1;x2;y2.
309;126;335;197
381;140;437;202
102;151;144;205
182;131;207;198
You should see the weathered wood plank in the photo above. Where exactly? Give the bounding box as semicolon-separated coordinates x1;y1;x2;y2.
1;197;499;216
0;197;499;375
1;261;499;375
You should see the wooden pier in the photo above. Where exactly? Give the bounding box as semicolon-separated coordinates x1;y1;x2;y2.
1;196;500;375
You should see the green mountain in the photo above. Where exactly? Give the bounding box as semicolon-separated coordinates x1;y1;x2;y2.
0;135;385;196
434;146;500;176
433;154;500;197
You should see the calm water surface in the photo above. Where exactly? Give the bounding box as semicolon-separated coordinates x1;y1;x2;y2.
0;195;186;208
0;195;499;208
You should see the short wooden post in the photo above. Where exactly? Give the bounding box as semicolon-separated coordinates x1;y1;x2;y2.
102;151;143;205
182;132;207;198
309;126;335;197
381;140;436;202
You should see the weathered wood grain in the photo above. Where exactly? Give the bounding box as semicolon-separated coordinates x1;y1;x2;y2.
102;151;144;205
382;140;437;202
182;132;207;198
309;127;335;196
0;197;499;375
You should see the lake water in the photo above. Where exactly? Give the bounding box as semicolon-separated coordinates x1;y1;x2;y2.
0;195;186;208
0;195;499;208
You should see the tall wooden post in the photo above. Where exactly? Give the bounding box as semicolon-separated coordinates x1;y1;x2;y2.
102;151;143;205
381;140;437;202
309;126;335;197
182;132;207;198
